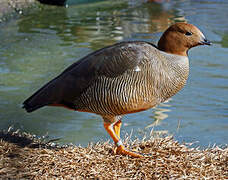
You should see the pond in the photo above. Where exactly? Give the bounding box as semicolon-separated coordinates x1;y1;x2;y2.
0;0;227;147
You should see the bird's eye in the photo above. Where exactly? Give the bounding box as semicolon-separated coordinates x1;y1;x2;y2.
185;32;193;36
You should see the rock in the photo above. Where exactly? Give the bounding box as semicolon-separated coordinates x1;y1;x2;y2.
37;0;66;6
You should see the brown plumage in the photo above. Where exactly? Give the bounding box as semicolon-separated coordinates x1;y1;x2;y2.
23;23;211;157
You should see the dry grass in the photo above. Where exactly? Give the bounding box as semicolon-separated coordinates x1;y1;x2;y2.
0;130;227;179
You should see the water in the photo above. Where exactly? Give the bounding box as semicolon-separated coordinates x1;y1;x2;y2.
0;0;227;147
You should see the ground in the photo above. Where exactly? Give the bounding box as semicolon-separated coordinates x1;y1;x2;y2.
0;130;227;179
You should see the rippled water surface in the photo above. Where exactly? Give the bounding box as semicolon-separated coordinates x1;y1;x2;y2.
0;0;227;147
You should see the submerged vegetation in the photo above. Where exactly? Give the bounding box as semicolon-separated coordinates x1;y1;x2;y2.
0;129;227;179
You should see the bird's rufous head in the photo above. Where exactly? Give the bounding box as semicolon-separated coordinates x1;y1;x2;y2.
158;22;211;56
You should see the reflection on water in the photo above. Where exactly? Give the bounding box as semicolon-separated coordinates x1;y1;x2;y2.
0;0;227;147
221;33;228;48
146;101;171;129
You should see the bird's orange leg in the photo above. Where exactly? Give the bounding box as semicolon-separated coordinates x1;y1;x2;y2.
103;122;142;158
113;120;122;154
113;120;122;138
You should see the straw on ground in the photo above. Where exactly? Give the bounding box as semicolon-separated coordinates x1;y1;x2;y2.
0;130;227;179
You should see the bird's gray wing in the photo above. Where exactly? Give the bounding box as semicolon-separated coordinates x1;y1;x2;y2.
60;41;151;99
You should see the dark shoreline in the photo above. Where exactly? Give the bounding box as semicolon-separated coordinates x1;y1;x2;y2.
0;0;38;22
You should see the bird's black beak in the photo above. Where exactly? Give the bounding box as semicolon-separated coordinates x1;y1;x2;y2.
201;38;212;45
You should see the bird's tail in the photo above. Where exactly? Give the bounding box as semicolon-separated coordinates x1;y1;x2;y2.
22;78;61;113
23;88;51;113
